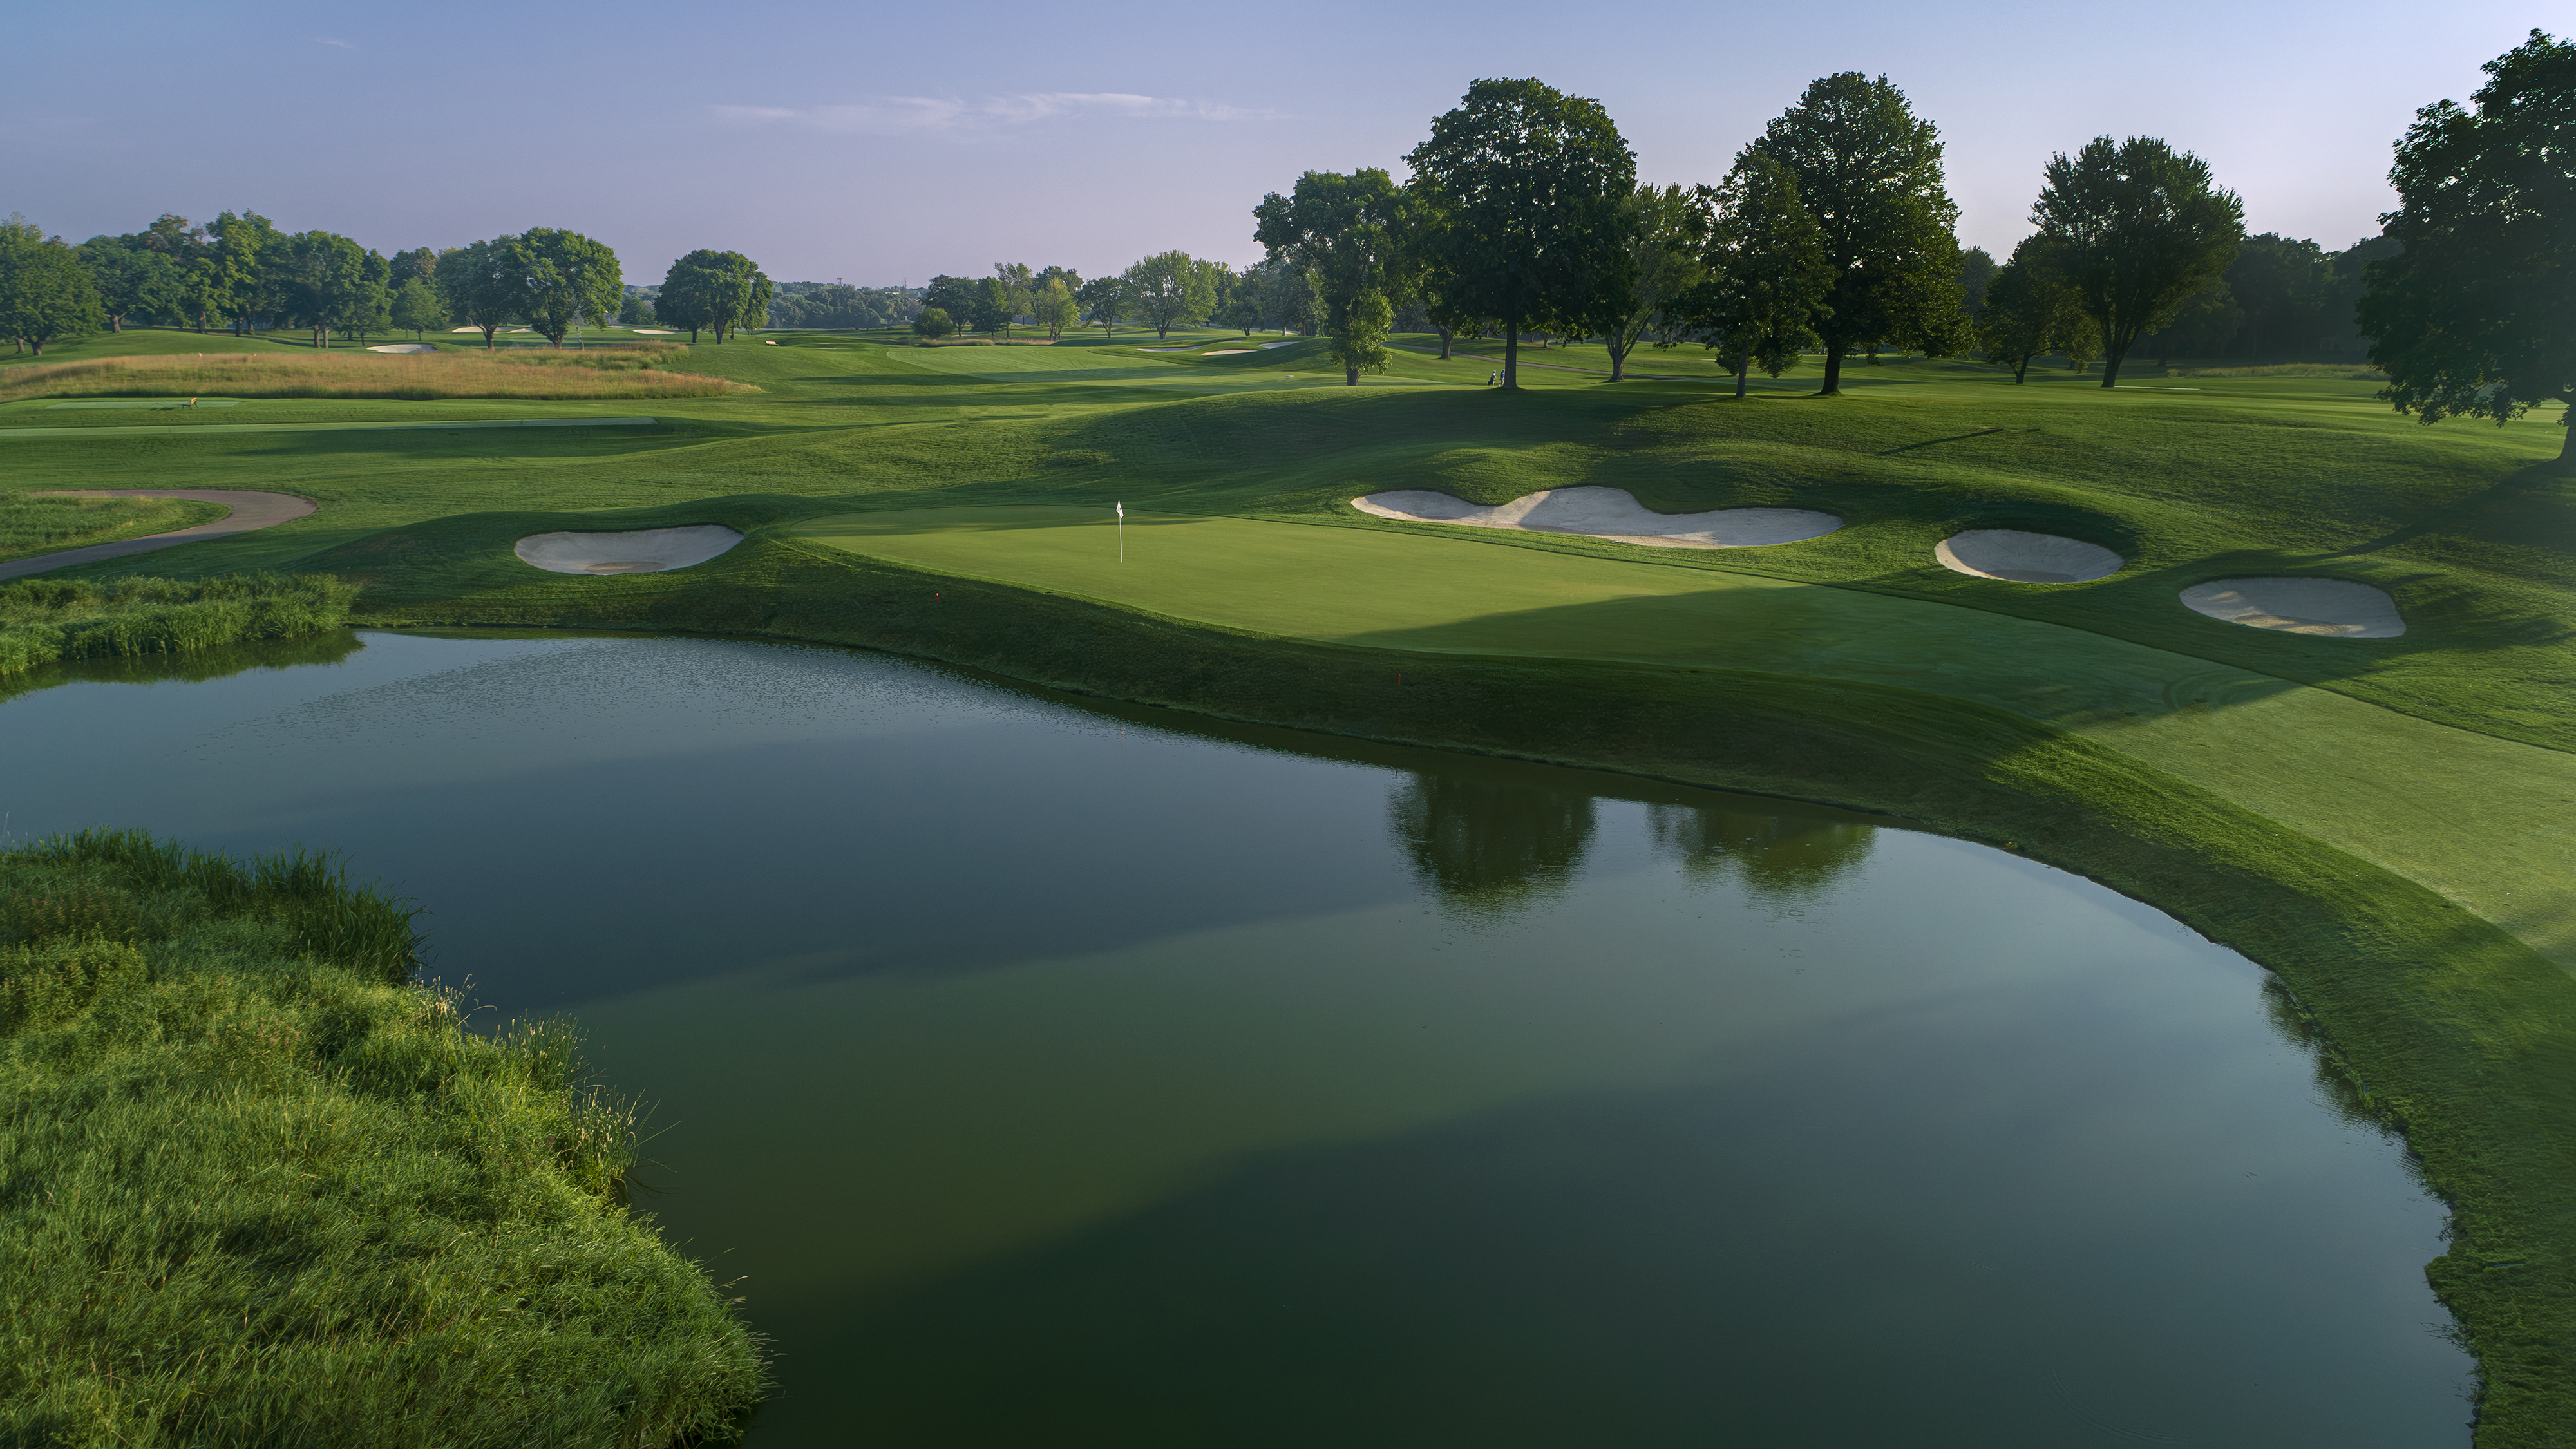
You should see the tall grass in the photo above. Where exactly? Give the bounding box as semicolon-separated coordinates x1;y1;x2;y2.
0;572;360;679
0;489;223;560
0;830;768;1444
0;350;757;402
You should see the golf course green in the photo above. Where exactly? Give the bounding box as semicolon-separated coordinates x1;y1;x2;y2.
5;320;2572;1441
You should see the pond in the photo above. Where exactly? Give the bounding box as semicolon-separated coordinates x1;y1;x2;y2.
2;630;2471;1446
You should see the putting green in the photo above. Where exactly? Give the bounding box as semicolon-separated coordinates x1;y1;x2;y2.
797;504;2576;969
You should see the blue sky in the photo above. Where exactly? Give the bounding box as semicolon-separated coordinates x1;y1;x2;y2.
1;0;2543;287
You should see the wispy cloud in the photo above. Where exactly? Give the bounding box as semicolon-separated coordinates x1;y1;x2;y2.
316;37;355;48
710;93;1281;137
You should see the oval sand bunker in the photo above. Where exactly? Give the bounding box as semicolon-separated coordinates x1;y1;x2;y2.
515;524;744;576
1935;529;2123;583
2179;578;2405;638
1354;487;1841;550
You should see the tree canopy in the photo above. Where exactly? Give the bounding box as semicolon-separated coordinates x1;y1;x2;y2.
2359;28;2576;460
516;229;621;347
1403;78;1636;388
1600;183;1712;381
439;236;527;348
1325;289;1394;384
0;216;105;355
1687;149;1831;398
1120;252;1218;339
2025;135;2242;387
75;234;185;332
1752;73;1964;393
1253;168;1411;332
1977;240;2098;383
659;250;766;344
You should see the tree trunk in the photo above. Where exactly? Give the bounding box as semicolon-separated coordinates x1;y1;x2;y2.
1608;338;1626;381
109;315;122;332
1503;312;1520;389
1735;344;1751;400
1345;367;1359;386
1819;347;1843;395
2100;345;2126;388
2561;408;2576;464
2014;356;2029;384
1436;325;1453;360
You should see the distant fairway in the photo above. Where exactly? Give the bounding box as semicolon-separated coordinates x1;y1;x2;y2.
799;504;2576;969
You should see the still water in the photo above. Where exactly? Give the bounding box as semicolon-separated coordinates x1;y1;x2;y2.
3;631;2469;1446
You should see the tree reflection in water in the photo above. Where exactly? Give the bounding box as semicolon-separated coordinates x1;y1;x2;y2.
1388;772;1596;918
1646;804;1877;904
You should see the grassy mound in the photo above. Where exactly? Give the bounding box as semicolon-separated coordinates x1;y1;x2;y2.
0;829;766;1444
0;573;358;679
0;352;755;404
0;490;225;564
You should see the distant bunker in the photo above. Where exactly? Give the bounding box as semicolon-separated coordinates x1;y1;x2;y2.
1936;529;2124;583
1354;487;1842;550
2180;578;2406;638
515;525;744;576
367;344;437;354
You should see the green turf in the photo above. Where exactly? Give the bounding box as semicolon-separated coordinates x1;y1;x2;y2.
0;490;225;564
3;323;2571;1440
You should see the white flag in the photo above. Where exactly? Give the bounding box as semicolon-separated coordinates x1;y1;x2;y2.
1115;501;1124;518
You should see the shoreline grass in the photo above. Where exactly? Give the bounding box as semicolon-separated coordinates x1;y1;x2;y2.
0;573;359;679
0;828;767;1445
0;490;226;564
0;352;757;404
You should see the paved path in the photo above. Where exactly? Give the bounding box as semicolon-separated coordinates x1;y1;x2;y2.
0;489;317;581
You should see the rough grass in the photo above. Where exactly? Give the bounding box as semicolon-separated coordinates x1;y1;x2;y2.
0;352;757;403
0;490;225;564
0;573;358;679
0;828;768;1445
2172;362;2390;379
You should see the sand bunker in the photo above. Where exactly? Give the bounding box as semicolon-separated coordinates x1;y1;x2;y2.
515;524;744;576
368;343;437;354
2179;578;2405;638
1935;529;2123;583
1202;349;1251;355
449;327;482;333
1354;487;1841;550
1259;341;1297;349
632;328;677;335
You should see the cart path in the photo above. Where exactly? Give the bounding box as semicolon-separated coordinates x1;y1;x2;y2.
0;489;317;581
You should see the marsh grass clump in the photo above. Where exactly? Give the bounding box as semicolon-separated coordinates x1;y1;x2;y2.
0;572;359;679
0;490;224;561
0;829;767;1445
0;350;757;403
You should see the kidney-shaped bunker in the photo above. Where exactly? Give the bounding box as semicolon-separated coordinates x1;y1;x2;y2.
2179;578;2405;638
1935;529;2123;583
515;524;744;576
1353;486;1841;549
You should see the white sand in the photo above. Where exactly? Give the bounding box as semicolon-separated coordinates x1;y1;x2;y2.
1935;529;2123;583
1354;487;1842;549
1259;341;1298;349
1202;349;1251;355
367;343;437;354
632;328;677;335
449;327;482;333
2179;578;2405;638
514;524;744;576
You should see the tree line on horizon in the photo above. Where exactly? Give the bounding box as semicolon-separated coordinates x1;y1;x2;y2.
0;214;796;354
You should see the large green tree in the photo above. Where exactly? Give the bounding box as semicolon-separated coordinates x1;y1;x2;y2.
1977;241;2098;383
1074;275;1127;335
0;216;105;355
2360;32;2576;460
518;228;623;347
2025;135;2242;387
390;276;446;339
1601;184;1712;382
1752;73;1965;394
656;250;765;344
1325;289;1394;384
1253;168;1413;376
202;210;277;336
274;231;388;349
1120;251;1216;339
76;235;185;332
1687;149;1832;399
1403;78;1635;388
439;236;531;348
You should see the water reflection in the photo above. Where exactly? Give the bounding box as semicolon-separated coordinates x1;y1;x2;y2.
0;628;366;705
1389;770;1595;915
1647;804;1877;903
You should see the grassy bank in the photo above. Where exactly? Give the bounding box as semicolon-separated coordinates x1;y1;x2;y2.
0;828;766;1444
0;490;225;564
0;573;357;678
0;352;755;403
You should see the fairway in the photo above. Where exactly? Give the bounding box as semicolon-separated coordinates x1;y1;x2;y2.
798;504;2576;969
